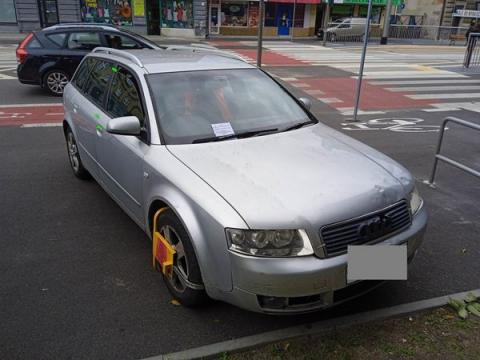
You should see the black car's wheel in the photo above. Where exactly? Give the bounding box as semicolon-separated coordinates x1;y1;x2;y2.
44;70;69;96
154;209;207;307
65;126;90;179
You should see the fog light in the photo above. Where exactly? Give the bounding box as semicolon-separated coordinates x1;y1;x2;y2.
258;296;288;309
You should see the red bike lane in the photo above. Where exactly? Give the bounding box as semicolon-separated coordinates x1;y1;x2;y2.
0;104;64;127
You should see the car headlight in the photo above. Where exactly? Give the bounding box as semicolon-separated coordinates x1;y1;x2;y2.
408;187;423;215
226;229;314;257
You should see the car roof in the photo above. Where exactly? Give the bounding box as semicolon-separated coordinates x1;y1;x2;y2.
90;48;254;74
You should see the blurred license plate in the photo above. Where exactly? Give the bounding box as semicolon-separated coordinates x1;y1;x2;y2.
347;245;407;282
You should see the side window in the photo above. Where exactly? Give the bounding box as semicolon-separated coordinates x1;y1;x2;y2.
106;66;145;125
104;33;142;49
72;57;95;92
84;60;114;109
46;33;67;47
67;32;102;50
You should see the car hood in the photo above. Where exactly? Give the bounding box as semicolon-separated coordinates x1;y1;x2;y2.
167;124;409;230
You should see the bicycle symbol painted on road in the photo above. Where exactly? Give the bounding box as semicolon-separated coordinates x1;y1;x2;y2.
0;112;32;119
342;118;444;133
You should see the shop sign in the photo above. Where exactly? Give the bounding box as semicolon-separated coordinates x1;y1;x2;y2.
81;0;133;25
454;9;480;18
133;0;145;17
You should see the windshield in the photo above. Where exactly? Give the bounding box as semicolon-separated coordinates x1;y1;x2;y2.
147;69;313;145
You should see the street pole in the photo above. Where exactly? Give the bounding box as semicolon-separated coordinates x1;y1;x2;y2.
380;0;393;45
291;0;297;42
351;0;373;122
322;2;331;46
257;0;265;67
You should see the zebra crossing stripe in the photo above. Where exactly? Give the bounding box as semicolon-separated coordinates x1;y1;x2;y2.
407;93;480;100
370;79;480;85
386;85;480;92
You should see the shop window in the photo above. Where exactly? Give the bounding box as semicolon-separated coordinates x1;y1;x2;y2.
0;0;16;23
161;0;194;29
358;5;381;24
265;3;276;26
331;5;353;20
80;0;133;25
248;2;259;27
221;2;247;26
293;4;305;28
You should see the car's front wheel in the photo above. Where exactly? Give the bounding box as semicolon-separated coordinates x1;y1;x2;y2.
65;126;90;179
44;70;69;96
154;209;207;306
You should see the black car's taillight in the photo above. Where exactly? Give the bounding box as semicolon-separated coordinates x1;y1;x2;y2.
16;33;34;64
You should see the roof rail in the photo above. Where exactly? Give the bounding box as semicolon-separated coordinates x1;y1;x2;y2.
92;47;143;68
44;23;118;31
164;45;248;63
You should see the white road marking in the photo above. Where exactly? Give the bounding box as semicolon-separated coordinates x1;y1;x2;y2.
318;97;343;103
21;123;62;128
0;103;62;108
370;79;480;85
386;85;480;92
408;93;480;100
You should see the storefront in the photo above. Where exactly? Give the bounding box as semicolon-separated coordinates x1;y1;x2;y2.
209;0;319;36
329;0;402;25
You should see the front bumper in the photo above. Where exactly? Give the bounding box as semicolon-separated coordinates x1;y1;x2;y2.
216;205;427;314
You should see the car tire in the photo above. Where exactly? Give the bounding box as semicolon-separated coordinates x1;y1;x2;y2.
43;70;69;96
65;126;90;180
154;209;207;307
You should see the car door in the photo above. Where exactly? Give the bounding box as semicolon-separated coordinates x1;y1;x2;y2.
63;31;104;78
68;56;98;175
75;58;114;179
95;65;147;224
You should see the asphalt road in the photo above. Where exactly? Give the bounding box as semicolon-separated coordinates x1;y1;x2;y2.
0;42;479;359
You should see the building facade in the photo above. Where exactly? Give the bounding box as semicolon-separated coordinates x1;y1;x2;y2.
0;0;207;37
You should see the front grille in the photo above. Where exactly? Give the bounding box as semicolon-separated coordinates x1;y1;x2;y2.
320;200;411;257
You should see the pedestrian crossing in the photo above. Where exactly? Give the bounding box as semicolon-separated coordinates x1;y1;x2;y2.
0;47;17;80
227;42;480;115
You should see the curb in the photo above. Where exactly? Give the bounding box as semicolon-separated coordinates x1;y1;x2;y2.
145;288;480;360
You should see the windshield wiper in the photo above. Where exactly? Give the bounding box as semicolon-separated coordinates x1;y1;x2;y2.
192;128;278;144
282;120;316;132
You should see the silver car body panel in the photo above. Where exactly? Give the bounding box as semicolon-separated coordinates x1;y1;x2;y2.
63;49;427;313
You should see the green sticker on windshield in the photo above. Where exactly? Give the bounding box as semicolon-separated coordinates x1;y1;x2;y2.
112;67;118;73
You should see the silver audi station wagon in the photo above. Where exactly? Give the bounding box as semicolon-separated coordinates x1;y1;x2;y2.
63;47;427;314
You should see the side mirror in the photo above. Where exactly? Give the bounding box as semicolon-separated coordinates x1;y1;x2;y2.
298;97;312;111
106;116;141;136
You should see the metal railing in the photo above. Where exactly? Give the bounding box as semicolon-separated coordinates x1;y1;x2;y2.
464;33;480;68
322;24;468;44
428;117;480;186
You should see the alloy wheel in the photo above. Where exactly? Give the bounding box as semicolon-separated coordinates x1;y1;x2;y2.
67;132;80;172
159;225;190;293
46;72;68;95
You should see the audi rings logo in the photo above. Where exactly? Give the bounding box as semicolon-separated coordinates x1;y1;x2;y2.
357;215;393;242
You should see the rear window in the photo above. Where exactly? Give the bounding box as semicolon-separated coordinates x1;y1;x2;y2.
27;38;43;49
47;33;67;47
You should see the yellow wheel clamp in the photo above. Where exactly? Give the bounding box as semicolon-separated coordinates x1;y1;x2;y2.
152;208;176;279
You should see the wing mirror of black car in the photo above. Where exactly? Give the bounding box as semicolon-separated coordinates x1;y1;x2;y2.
298;97;312;110
107;116;141;136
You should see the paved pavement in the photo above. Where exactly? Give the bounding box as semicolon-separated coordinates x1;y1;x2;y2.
0;40;479;359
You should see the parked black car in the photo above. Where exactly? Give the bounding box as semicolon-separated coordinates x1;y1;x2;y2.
16;23;159;96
